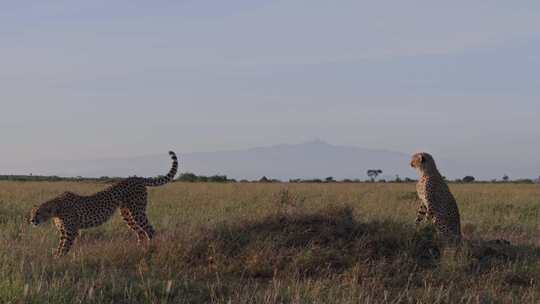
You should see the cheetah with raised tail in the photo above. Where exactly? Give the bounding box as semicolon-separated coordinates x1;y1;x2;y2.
30;151;178;257
410;152;462;243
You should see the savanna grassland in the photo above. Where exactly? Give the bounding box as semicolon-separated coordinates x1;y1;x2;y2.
1;181;540;303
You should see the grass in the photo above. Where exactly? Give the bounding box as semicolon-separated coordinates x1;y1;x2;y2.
0;181;540;303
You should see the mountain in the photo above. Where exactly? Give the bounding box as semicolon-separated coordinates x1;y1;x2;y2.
7;140;533;181
179;140;414;181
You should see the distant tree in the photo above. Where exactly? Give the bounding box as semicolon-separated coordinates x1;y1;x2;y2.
514;179;533;184
462;176;475;183
209;175;229;183
259;176;269;183
367;169;383;182
502;175;509;182
177;172;198;182
325;176;335;183
342;178;353;183
395;175;402;183
176;173;233;183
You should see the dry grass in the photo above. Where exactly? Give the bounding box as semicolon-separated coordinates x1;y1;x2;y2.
1;181;540;303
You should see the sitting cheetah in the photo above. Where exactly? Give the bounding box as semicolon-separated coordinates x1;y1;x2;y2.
30;151;178;257
410;152;462;243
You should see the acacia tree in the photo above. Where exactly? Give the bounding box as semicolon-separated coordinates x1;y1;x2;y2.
462;176;475;183
367;169;383;182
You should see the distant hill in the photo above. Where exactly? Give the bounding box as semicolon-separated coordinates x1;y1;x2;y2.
5;140;536;181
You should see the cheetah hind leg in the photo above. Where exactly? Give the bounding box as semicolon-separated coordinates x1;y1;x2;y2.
128;196;156;242
131;193;156;242
120;208;148;244
130;209;156;241
433;219;461;246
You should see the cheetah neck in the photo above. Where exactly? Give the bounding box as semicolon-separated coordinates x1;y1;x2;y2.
418;168;442;179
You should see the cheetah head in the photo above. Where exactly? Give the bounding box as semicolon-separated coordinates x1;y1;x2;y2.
29;205;53;226
410;152;437;174
30;196;65;226
30;192;75;226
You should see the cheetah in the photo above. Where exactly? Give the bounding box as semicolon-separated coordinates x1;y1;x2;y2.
29;151;178;257
410;152;462;243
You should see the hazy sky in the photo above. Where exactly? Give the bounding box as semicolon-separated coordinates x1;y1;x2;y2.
1;1;539;176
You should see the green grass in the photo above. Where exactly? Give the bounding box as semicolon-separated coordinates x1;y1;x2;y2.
1;181;539;303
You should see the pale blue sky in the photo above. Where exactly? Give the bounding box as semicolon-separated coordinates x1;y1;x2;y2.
1;1;539;177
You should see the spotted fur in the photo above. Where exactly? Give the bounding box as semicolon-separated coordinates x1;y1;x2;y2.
29;151;178;257
410;152;462;243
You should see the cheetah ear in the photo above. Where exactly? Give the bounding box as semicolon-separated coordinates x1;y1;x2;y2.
419;154;425;163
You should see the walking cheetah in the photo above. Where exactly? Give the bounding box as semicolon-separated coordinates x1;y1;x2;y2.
410;152;462;243
30;151;178;257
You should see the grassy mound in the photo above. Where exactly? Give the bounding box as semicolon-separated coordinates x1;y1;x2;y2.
185;205;441;279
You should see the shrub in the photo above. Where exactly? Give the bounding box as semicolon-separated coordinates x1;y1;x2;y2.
462;176;476;183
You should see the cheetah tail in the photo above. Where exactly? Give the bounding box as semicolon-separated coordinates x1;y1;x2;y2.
143;151;179;187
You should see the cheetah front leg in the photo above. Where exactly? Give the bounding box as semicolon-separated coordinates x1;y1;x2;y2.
55;226;67;257
55;224;79;258
415;202;429;225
